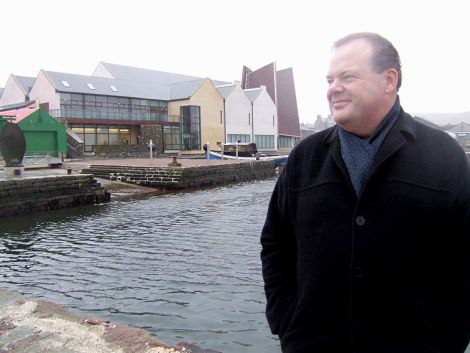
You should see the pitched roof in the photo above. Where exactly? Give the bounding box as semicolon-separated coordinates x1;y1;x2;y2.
216;84;235;98
96;62;201;85
44;71;170;100
13;75;35;95
0;100;36;111
45;64;229;101
244;88;262;102
448;122;470;133
96;62;229;86
167;78;205;100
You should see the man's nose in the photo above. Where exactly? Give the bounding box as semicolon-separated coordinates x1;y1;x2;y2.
327;79;344;99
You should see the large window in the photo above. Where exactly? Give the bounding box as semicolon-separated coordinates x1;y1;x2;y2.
70;124;134;151
278;136;301;149
164;126;181;150
57;93;168;122
227;134;251;143
255;135;275;149
181;106;200;150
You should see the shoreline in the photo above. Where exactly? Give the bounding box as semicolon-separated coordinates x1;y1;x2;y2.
0;287;221;353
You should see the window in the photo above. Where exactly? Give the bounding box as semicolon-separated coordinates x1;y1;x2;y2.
255;135;275;149
110;85;118;92
227;134;250;143
61;80;71;87
86;83;96;90
164;126;181;150
181;105;201;150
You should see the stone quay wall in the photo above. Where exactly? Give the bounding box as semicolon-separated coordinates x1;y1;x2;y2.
81;160;276;189
179;160;276;188
0;174;110;218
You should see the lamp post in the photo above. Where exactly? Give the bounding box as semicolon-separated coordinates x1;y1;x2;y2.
149;139;155;159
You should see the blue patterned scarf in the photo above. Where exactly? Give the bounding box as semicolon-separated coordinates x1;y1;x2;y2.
338;98;400;197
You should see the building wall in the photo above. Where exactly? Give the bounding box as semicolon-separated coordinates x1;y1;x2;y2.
225;84;252;140
29;71;60;111
0;75;27;107
243;63;276;103
253;88;278;150
189;79;225;152
276;68;301;137
18;109;67;156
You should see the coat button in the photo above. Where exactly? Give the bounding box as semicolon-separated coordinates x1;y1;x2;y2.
355;216;365;226
351;319;363;328
352;265;364;279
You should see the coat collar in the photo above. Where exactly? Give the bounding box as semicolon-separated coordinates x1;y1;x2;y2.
322;107;417;146
322;107;417;198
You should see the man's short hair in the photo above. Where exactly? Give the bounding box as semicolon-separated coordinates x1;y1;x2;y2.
334;32;402;90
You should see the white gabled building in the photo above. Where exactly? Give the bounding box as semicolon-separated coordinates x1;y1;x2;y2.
245;86;278;151
216;83;253;145
0;75;36;110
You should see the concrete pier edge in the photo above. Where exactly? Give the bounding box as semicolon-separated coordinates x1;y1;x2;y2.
0;287;221;353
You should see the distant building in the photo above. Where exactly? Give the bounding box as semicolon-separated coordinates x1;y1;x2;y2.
447;122;470;151
0;75;36;111
313;114;335;132
241;62;301;152
1;61;300;156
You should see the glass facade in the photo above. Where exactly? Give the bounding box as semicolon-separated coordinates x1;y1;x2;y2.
51;93;171;122
163;126;181;150
181;106;201;150
227;134;251;143
71;124;134;152
255;135;275;149
278;135;301;149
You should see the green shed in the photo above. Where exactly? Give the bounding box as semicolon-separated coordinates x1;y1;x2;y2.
0;108;66;158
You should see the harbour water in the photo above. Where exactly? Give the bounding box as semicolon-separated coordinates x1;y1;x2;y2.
0;178;281;353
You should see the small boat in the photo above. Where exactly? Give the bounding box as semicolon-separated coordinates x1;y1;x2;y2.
207;143;289;166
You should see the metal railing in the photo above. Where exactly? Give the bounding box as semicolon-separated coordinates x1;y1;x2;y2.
49;109;180;123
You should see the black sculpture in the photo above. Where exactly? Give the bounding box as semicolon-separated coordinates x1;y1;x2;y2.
0;122;26;167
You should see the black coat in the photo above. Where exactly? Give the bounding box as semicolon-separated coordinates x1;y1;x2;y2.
261;109;470;353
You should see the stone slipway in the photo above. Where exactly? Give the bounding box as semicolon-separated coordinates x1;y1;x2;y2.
0;288;220;353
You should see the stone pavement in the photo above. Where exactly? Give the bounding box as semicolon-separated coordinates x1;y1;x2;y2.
0;288;221;353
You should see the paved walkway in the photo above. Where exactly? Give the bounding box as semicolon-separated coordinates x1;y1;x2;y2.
65;157;246;172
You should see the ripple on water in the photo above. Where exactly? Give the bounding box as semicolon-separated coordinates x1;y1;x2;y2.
0;178;280;353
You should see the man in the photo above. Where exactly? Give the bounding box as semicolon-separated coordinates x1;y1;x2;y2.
260;32;470;353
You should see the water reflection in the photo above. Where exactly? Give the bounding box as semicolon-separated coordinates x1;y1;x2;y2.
0;178;280;353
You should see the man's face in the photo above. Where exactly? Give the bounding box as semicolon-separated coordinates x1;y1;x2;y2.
326;39;388;136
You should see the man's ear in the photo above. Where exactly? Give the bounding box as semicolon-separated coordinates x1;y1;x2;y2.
384;68;399;93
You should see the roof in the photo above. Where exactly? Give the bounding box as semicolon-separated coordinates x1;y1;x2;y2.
0;87;3;97
244;88;262;102
96;62;228;87
448;122;470;133
96;62;202;85
45;63;229;101
0;108;37;123
216;84;235;98
167;78;205;100
13;75;35;95
44;70;171;100
0;100;36;112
